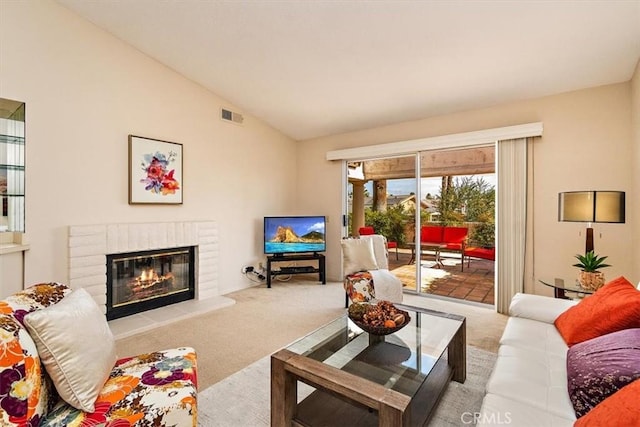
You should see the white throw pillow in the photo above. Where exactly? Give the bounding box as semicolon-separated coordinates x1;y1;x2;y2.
24;288;117;412
341;238;379;275
359;234;389;270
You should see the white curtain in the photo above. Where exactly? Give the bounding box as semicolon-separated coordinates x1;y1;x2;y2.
496;138;528;313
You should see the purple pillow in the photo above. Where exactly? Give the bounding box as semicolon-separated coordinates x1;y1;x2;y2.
567;328;640;418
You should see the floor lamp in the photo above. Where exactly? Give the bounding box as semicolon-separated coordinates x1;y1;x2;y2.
558;191;625;254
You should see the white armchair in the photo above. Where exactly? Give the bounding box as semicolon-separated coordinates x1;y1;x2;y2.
341;235;403;307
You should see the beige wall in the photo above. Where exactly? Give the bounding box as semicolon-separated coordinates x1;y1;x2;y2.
0;0;297;296
2;0;636;299
632;60;640;282
299;82;635;296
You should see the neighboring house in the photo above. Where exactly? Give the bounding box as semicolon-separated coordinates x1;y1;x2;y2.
371;194;440;223
346;193;445;228
349;194;439;221
363;194;431;212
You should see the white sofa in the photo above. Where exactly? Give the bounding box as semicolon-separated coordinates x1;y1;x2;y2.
478;293;579;426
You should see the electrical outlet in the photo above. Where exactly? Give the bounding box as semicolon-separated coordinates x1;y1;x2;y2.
258;262;263;271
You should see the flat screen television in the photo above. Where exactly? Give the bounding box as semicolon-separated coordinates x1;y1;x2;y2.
264;216;326;256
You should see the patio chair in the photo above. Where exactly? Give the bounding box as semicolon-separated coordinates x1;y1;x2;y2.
464;246;496;268
419;225;468;271
358;226;399;260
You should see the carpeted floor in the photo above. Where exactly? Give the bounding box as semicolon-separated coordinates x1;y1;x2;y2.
115;279;507;391
198;345;498;426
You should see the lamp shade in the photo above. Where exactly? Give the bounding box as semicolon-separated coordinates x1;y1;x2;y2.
558;191;625;224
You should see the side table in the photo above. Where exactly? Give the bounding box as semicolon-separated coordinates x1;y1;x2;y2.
406;242;445;268
539;278;595;299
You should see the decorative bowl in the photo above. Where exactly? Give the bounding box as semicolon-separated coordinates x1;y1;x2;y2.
349;308;411;336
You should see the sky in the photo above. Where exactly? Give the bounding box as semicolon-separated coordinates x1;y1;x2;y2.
264;216;325;237
363;173;496;199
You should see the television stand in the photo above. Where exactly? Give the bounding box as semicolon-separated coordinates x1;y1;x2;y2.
266;253;326;288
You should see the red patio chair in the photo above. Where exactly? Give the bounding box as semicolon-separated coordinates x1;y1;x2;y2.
442;227;468;271
420;226;444;244
464;247;496;268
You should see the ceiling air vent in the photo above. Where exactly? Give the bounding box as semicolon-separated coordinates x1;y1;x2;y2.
221;108;244;125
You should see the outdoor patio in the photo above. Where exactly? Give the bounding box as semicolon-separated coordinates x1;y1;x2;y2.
389;247;495;306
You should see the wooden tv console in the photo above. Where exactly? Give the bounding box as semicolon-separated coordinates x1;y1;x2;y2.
266;253;326;288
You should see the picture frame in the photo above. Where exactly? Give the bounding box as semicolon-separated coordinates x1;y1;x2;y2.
128;135;183;205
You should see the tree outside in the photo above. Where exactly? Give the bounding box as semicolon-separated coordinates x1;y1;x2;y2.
437;176;495;247
351;175;495;248
364;204;409;245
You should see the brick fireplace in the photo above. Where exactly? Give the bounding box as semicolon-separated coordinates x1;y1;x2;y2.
68;221;222;318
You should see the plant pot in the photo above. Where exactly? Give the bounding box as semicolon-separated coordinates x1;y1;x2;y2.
578;271;605;291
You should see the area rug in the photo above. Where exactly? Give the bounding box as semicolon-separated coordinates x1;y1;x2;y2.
198;345;496;426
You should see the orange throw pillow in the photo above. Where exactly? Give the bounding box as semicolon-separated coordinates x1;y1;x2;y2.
574;379;640;426
554;276;640;346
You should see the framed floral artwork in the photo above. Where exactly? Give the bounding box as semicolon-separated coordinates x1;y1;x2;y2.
128;135;183;204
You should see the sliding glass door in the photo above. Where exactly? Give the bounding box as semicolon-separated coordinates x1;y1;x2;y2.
345;145;496;306
346;154;419;293
417;147;495;304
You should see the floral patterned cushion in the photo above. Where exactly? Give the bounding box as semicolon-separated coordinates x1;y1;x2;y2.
41;347;198;427
567;328;640;418
344;271;376;303
0;282;70;427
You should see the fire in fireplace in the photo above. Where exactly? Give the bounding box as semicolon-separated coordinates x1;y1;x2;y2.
106;246;195;320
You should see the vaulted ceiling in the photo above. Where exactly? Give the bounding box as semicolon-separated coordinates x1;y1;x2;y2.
56;0;640;141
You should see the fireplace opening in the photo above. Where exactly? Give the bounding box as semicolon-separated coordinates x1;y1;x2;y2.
106;246;195;320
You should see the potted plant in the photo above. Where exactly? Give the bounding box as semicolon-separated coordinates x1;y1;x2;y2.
573;251;611;291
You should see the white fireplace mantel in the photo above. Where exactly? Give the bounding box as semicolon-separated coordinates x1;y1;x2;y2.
68;221;222;314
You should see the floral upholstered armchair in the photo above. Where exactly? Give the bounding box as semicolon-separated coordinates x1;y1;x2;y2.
0;282;197;426
341;235;403;307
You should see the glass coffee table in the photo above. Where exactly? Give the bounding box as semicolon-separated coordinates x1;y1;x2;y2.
271;304;466;426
